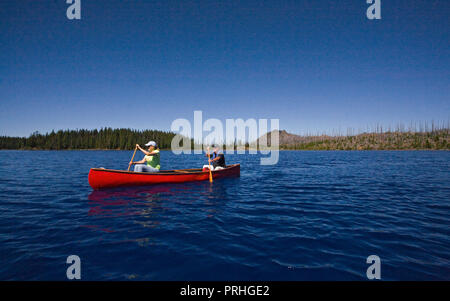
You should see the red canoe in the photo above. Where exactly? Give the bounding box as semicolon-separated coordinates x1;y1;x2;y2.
88;164;240;190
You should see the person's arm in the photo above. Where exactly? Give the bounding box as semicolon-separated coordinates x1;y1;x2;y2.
212;153;224;162
146;150;159;156
130;157;146;165
136;144;151;156
205;147;218;159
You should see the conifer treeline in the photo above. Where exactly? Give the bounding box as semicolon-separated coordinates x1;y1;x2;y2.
0;128;181;150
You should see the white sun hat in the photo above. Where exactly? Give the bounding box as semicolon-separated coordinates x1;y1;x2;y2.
145;141;157;147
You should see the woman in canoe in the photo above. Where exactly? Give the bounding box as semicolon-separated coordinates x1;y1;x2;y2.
204;144;226;170
129;141;160;172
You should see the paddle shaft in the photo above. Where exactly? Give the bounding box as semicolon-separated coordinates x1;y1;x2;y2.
207;151;213;183
127;145;138;171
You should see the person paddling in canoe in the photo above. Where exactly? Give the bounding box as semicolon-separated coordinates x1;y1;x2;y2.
129;141;160;172
204;144;226;171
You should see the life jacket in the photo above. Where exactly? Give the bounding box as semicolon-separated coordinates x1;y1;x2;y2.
145;149;160;169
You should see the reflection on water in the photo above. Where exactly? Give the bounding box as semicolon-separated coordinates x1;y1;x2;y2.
88;185;170;218
86;180;232;232
84;180;235;262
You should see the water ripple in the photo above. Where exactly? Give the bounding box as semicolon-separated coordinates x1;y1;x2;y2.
0;150;449;280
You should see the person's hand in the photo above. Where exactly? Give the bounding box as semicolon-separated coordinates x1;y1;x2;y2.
129;161;133;166
207;146;210;151
136;144;140;148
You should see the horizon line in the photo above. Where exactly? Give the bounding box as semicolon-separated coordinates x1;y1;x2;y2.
1;119;449;140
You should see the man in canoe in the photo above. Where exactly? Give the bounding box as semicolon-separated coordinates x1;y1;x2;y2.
129;141;160;172
204;144;226;171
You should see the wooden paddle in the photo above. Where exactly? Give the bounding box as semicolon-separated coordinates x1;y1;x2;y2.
207;148;213;183
127;145;138;171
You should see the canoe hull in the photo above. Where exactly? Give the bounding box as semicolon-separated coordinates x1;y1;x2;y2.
88;164;240;190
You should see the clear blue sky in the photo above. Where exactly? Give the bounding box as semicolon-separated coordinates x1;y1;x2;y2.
1;0;449;137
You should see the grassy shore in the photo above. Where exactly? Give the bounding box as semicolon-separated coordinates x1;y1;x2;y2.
261;129;449;150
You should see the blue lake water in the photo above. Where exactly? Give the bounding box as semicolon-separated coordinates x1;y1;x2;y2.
0;150;449;280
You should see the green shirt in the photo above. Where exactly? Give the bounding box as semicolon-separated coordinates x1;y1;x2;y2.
144;150;160;169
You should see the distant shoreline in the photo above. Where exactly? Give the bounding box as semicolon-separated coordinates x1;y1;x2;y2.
1;148;448;151
1;128;448;151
